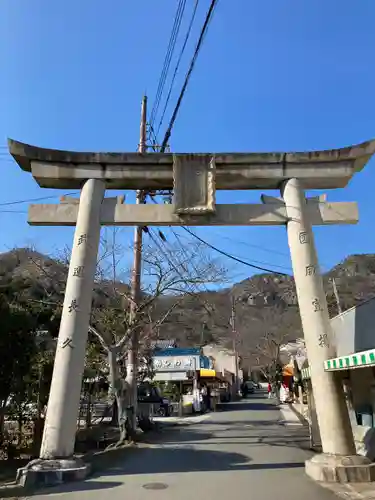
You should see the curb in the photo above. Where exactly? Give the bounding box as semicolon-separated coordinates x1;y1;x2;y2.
288;403;309;426
16;460;91;492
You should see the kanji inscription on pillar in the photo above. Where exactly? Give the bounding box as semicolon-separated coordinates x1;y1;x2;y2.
306;265;316;276
68;299;79;313
77;234;87;246
61;338;74;349
299;231;309;244
312;298;323;312
318;334;329;348
73;266;84;278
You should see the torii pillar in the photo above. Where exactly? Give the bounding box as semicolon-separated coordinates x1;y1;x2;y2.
40;179;105;460
8;138;375;485
281;179;370;481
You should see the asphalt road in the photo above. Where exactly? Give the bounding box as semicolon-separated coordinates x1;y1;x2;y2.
32;393;338;500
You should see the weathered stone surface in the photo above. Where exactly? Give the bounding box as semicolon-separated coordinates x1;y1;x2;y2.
27;201;359;227
305;453;375;483
8;138;375;190
173;154;216;214
16;458;90;488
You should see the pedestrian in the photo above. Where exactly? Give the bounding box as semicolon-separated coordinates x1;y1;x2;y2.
242;382;248;398
206;385;211;411
211;386;219;412
267;382;272;399
279;382;288;404
201;385;208;412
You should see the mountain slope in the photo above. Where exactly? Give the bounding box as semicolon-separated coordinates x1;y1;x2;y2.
0;248;374;361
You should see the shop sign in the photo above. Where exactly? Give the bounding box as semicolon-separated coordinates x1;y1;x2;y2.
153;355;199;372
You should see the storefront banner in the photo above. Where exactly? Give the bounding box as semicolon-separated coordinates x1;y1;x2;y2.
153;354;200;372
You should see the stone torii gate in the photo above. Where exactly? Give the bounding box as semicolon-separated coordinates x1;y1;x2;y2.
8;138;375;483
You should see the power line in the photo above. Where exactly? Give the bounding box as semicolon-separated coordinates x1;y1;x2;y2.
148;227;190;280
148;193;289;276
0;192;77;207
0;210;28;214
174;229;293;271
181;226;288;276
148;0;187;132
144;0;291;277
149;227;217;298
205;228;331;272
171;226;211;293
202;229;293;260
156;0;200;137
147;227;205;296
161;0;218;151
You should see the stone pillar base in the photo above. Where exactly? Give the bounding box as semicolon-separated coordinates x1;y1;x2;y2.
16;458;90;489
305;453;375;483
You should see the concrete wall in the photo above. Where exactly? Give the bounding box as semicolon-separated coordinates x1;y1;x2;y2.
331;297;375;357
202;345;238;377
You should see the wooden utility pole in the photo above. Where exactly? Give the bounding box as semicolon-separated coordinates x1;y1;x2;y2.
126;95;147;429
231;295;240;398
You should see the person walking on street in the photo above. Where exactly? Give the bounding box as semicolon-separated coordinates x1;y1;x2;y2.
201;384;209;412
267;382;272;399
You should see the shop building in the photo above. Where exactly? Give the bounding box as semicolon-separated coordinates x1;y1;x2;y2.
301;296;375;457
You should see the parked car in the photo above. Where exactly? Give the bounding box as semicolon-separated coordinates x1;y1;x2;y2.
137;383;172;417
245;381;255;394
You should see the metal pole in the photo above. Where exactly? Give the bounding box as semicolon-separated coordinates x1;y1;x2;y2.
126;96;147;430
231;295;240;398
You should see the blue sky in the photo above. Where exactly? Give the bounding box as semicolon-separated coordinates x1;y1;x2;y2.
0;0;374;284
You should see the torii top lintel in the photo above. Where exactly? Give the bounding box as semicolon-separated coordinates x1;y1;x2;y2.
8;138;375;190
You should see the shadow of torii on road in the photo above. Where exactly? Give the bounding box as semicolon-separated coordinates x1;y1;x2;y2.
98;446;305;476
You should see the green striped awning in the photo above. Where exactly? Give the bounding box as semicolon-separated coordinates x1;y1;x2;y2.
324;349;375;371
301;367;311;380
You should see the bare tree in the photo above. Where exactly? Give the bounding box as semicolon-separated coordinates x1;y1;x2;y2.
236;303;297;384
76;228;226;444
13;229;226;444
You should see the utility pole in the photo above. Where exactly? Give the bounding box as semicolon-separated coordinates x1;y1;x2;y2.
331;277;343;316
126;95;147;430
231;295;240;399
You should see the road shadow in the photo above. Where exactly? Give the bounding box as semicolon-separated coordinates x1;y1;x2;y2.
26;480;123;497
161;430;311;451
98;446;305;476
152;429;213;443
207;419;284;428
221;401;279;412
0;458;29;485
